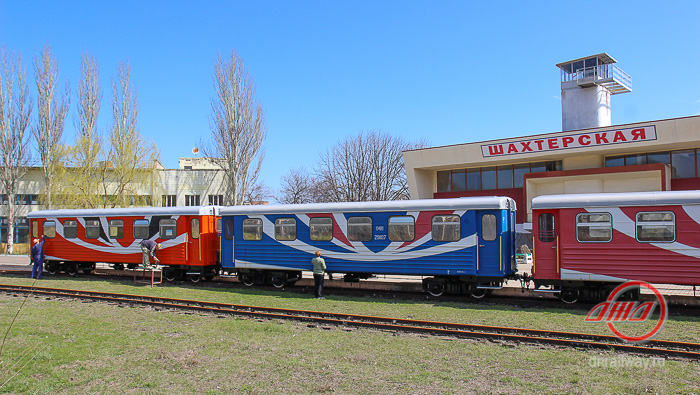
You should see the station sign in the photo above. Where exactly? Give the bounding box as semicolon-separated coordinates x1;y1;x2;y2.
481;125;657;157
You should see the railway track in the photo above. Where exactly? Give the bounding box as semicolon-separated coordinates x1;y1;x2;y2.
2;283;699;360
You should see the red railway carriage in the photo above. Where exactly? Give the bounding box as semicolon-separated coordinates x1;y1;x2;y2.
531;191;700;302
27;206;220;282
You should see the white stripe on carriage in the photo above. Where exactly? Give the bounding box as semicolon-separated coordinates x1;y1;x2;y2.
585;207;700;260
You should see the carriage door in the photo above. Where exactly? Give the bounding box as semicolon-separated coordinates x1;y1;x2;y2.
534;210;559;280
188;217;202;264
477;211;501;276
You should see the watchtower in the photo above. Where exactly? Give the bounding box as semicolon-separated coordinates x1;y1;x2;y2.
556;53;632;132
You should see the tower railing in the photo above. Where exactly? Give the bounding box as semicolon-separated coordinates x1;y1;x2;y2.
561;64;632;94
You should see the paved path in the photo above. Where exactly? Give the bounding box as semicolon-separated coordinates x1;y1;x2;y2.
0;254;29;265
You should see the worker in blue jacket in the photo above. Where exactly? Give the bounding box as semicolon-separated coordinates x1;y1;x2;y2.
31;235;47;279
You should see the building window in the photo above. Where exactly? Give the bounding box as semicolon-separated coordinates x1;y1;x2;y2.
310;217;333;241
133;219;149;239
208;195;224;205
388;216;415;242
63;220;78;239
275;218;296;241
348;217;372;242
437;171;450;193
466;168;481;191
242;218;262;241
437;161;561;193
606;149;699;179
109;219;124;239
513;163;529;188
162;195;176;207
481;167;497;190
159;219;177;239
497;165;513;189
432;215;460;242
576;213;612;242
450;170;466;192
85;219;101;239
636;212;675;242
185;195;200;206
672;150;696;179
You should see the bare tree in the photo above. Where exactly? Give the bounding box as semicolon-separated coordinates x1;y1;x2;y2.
204;50;266;206
315;131;427;202
61;53;104;208
277;166;316;204
102;61;159;208
32;44;70;209
245;182;272;205
0;48;33;253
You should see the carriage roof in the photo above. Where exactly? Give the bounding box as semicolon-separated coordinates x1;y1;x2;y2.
531;190;700;210
219;196;515;216
27;206;218;218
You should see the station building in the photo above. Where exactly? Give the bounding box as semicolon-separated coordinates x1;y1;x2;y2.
403;53;700;229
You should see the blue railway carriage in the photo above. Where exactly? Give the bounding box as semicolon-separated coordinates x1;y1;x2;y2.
219;197;517;297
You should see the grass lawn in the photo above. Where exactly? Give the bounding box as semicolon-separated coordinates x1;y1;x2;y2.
0;275;698;394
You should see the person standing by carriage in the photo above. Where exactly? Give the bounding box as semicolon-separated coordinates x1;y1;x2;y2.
31;235;47;279
311;250;326;299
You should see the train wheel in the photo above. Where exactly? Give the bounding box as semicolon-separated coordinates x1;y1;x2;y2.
46;263;58;275
164;270;177;282
470;289;492;299
82;269;94;275
113;263;125;271
559;288;579;304
66;264;78;276
271;273;287;288
189;274;202;283
240;274;254;286
427;283;444;297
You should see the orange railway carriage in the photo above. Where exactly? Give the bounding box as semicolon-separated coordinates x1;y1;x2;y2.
27;206;220;281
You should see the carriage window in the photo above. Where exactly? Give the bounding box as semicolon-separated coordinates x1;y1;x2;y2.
636;211;675;242
109;219;124;239
63;220;77;239
348;217;372;242
191;218;200;239
389;216;415;242
133;219;149;239
224;218;233;240
32;220;38;238
538;213;555;242
432;215;461;242
576;213;612;242
43;221;56;238
481;214;497;241
159;219;177;239
242;218;261;240
310;217;333;241
85;219;100;239
216;218;222;234
275;218;296;241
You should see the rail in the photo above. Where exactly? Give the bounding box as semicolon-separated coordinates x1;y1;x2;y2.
2;283;698;360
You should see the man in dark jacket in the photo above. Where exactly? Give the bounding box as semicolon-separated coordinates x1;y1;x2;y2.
31;235;47;279
140;239;162;269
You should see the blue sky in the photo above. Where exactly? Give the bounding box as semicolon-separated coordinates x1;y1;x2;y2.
1;1;699;193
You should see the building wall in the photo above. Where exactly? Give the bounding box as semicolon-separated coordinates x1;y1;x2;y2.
0;157;225;248
404;115;700;223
